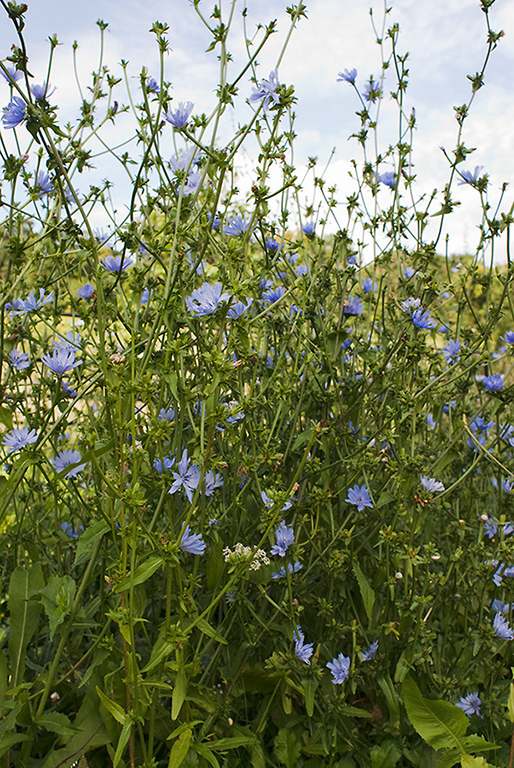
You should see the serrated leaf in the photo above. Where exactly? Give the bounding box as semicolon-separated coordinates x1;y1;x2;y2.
275;728;301;768
40;575;76;641
402;676;468;753
36;711;78;736
371;739;401;768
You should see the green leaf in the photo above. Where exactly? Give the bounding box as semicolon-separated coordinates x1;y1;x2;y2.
0;406;12;431
196;617;228;644
172;662;187;721
8;563;45;686
303;677;318;717
0;732;31;757
40;575;77;641
275;728;301;768
206;544;225;591
194;742;220;768
352;562;375;621
168;728;193;768
508;682;514;723
74;520;110;566
460;757;492;768
371;739;402;768
114;555;163;592
210;735;258;750
339;706;373;718
96;686;127;725
402;676;469;752
113;717;132;768
36;711;78;736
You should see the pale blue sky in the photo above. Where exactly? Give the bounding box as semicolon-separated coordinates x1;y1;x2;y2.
1;0;513;256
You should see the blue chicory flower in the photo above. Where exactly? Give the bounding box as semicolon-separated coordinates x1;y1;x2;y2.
61;521;84;539
271;520;295;557
9;288;53;315
458;166;484;186
410;307;437;330
249;69;280;112
0;64;23;83
165;101;194;128
327;653;351;684
51;449;85;478
2;95;27;128
401;297;421;312
294;626;314;665
62;381;78;398
146;77;160;94
102;253;136;273
502;331;514;345
363;278;377;293
345;484;373;511
483;374;505;392
158;407;176;422
223;214;252;236
185;282;230;316
361;641;378;661
262;286;286;304
261;490;292;513
9;349;30;370
153;456;174;473
265;237;281;252
302;220;316;237
493;612;514;640
227;298;253;319
35;171;53;198
456;693;482;717
344;296;363;315
52;331;81;354
492;599;511;613
443;339;462;363
169;449;201;502
363;79;381;103
42;349;82;376
180;524;206;554
3;426;38;452
204;469;223;496
420;476;445;492
377;171;396;188
30;82;56;100
77;284;95;299
271;562;303;579
337;68;357;84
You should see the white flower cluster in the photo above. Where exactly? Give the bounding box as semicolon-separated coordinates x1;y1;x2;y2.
223;543;270;571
